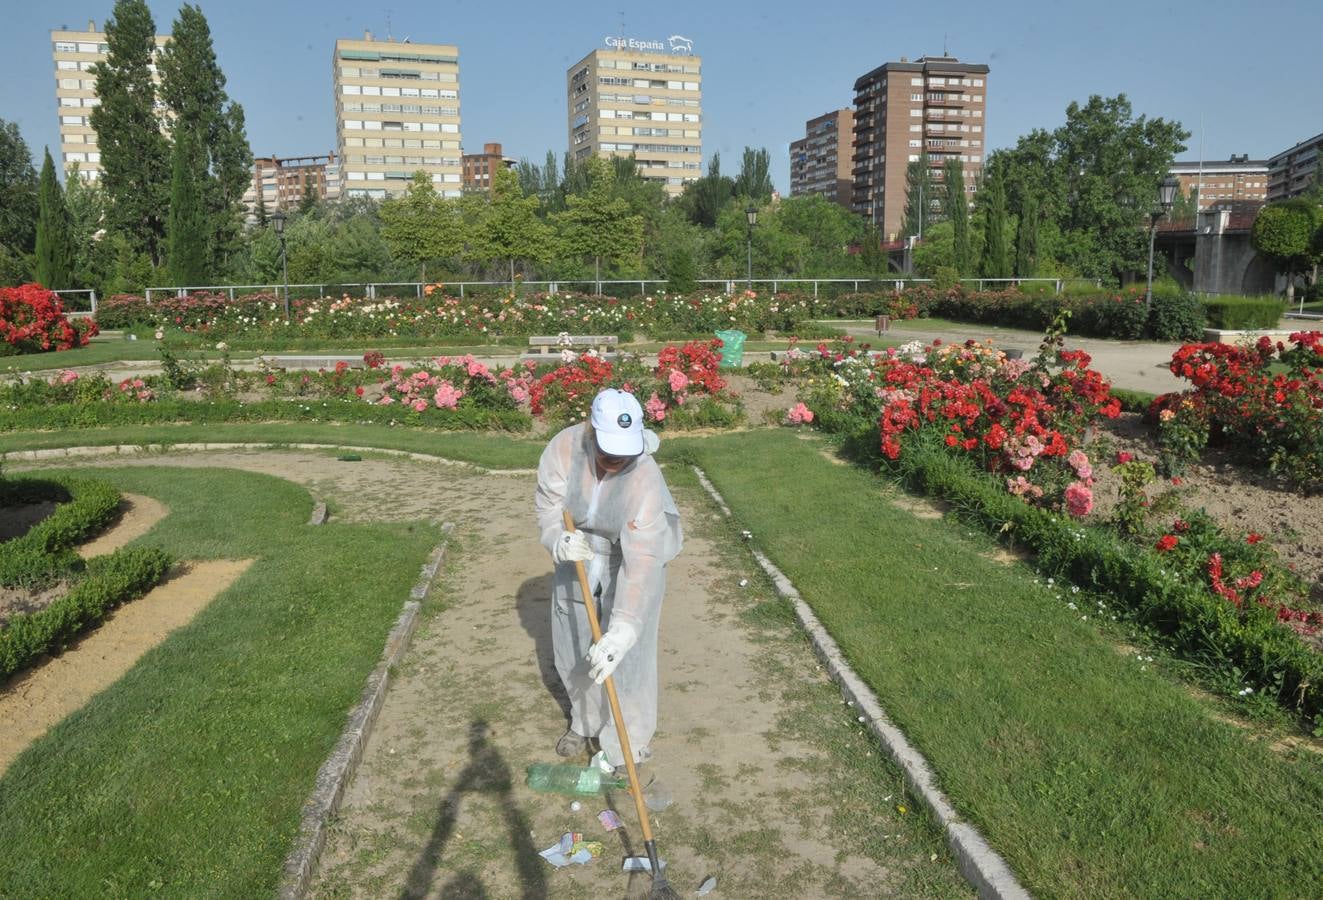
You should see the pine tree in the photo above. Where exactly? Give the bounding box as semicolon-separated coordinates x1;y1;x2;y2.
1015;192;1040;277
944;158;970;273
158;4;251;271
980;172;1012;278
166;129;209;286
34;148;75;288
90;0;170;264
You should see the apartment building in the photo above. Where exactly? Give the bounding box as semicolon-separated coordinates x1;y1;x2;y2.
566;40;702;198
461;142;517;190
50;21;170;181
1267;131;1322;202
789;108;854;209
1167;155;1268;210
241;154;342;221
851;55;990;242
333;33;462;199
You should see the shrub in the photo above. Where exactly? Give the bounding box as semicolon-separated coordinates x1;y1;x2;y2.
0;476;123;587
1148;290;1206;341
0;546;172;681
1202;295;1288;330
0;284;98;354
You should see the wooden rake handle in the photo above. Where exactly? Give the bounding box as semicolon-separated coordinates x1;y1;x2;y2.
562;510;656;845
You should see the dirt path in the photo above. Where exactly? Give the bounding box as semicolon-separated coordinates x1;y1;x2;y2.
11;449;967;897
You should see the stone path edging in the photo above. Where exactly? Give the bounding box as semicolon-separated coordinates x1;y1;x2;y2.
277;524;454;900
693;465;1030;900
1;442;537;476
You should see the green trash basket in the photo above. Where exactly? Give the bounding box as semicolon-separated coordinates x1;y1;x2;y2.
715;329;746;368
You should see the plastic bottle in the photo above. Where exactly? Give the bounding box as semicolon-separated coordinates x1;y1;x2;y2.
525;763;627;796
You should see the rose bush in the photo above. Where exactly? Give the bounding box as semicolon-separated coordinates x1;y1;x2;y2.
1155;332;1323;492
0;284;98;355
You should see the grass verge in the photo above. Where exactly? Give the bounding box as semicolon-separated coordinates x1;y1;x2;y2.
0;465;437;896
666;429;1323;898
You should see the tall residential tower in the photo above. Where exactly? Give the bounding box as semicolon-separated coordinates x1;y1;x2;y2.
789;108;855;209
50;21;169;181
851;55;989;242
566;38;702;197
333;33;462;199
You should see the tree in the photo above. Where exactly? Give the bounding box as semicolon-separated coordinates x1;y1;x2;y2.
1251;199;1323;305
980;172;1012;278
734;147;774;202
1169;184;1199;225
379;171;463;279
679;153;734;228
467;168;552;280
64;163;113;289
298;171;319;214
158;4;251;271
1015;192;1040;277
902;150;936;241
91;0;170;263
34;148;75;289
166;129;209;286
553;157;644;288
985;94;1188;282
0;119;39;257
944;158;971;273
254;192;268;227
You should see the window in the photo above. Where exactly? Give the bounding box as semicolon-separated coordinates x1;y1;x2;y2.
683;82;699;91
910;109;922;117
60;115;86;125
55;41;78;52
910;77;923;86
342;84;361;95
910;93;923;101
57;60;78;70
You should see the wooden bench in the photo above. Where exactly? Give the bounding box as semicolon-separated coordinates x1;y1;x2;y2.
522;334;619;359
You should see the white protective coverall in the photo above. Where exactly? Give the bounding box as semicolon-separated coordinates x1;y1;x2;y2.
534;422;683;767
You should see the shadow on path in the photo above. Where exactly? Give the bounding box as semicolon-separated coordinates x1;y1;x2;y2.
400;720;547;900
516;574;571;721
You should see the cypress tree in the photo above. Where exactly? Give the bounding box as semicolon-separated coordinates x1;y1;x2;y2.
158;4;251;271
90;0;170;264
1015;192;1040;277
166;129;209;286
944;158;970;273
0;118;40;256
34;148;75;288
903;150;935;240
981;173;1012;278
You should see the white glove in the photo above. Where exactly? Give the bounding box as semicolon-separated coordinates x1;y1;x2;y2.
587;621;638;685
642;428;660;455
552;529;593;564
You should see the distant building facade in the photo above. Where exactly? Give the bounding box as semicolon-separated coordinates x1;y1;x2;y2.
566;41;702;198
1168;155;1268;210
50;21;170;181
1267;132;1322;202
851;55;989;242
242;154;341;221
333;32;462;199
462;142;517;190
789;108;854;209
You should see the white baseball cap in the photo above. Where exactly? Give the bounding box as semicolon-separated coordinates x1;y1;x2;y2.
590;388;644;457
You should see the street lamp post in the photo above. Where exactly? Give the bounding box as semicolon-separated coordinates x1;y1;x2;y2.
1145;174;1180;312
271;210;290;321
745;203;758;289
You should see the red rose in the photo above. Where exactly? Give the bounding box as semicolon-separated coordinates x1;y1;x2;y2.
1155;535;1178;552
1246;533;1263;544
1116;451;1133;464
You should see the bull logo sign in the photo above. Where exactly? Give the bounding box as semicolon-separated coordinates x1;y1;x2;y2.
668;35;694;54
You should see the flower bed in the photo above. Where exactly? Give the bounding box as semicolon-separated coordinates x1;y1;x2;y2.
1154;332;1323;491
781;331;1322;725
0;284;98;355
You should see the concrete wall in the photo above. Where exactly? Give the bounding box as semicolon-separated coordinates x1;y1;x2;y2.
1193;209;1275;295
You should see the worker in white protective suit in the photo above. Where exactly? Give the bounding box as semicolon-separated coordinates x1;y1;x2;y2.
534;388;683;774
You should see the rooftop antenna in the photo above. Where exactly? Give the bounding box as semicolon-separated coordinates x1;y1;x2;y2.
619;10;626;39
943;33;949;56
386;9;393;41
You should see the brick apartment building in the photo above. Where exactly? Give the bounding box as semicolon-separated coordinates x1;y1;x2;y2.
461;142;516;190
1168;155;1268;210
242;154;341;221
789;108;854;210
851;55;989;242
1267;131;1323;201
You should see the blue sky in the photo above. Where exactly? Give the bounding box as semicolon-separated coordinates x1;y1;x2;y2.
3;0;1321;192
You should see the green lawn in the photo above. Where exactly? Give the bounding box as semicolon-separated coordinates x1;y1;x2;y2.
0;466;438;896
667;429;1323;898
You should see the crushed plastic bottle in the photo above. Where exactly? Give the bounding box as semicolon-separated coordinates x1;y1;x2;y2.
526;764;628;796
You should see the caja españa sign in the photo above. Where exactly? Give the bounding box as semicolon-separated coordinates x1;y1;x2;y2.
603;34;694;54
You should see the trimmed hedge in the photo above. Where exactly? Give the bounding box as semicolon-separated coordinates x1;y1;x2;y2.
0;546;173;681
886;433;1323;722
0;476;123;587
0;398;533;433
1202;296;1288;330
